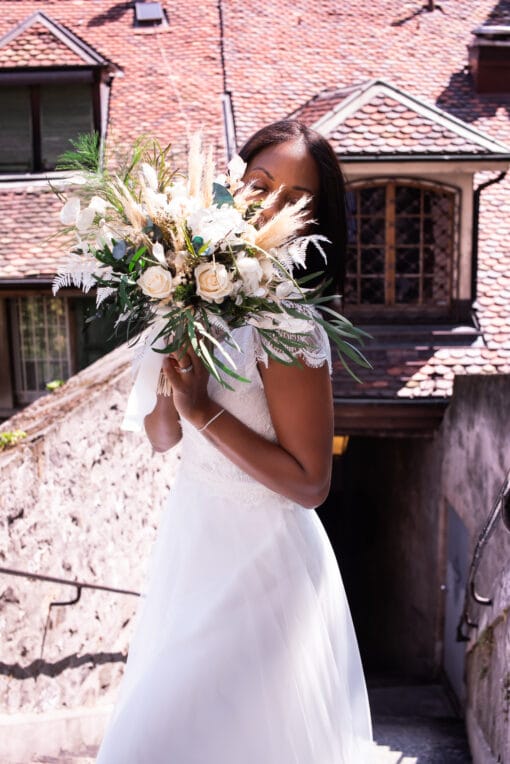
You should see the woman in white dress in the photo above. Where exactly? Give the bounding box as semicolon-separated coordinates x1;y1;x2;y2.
96;121;374;763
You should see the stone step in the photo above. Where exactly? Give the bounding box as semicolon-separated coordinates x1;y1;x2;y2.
372;716;472;763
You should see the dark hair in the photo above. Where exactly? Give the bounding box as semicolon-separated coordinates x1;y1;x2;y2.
239;120;347;296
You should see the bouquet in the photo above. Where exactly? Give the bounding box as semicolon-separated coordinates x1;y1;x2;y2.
52;133;370;419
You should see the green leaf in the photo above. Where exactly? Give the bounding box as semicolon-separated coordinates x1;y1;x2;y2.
212;183;235;206
55;132;101;173
128;244;147;272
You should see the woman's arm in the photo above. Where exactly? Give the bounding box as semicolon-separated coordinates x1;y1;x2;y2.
163;350;333;508
144;392;182;451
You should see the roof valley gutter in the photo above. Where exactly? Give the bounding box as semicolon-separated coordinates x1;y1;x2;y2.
471;170;507;303
217;0;237;160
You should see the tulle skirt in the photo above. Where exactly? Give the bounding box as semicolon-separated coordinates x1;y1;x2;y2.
96;468;374;763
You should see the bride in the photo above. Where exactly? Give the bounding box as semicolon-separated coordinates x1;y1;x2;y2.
96;120;374;763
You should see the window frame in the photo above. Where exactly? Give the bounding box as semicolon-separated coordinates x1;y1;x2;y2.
8;294;74;405
344;176;461;321
0;68;102;176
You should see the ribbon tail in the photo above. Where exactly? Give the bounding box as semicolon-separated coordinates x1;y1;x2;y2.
121;326;167;433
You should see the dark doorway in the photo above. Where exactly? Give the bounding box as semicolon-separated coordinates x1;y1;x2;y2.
317;435;443;680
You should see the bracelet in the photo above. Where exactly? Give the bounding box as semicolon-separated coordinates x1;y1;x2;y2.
197;407;225;433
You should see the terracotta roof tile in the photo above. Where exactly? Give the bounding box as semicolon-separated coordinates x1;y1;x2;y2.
0;23;85;67
333;329;510;401
0;185;68;279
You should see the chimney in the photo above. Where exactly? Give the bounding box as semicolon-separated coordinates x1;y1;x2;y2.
468;25;510;94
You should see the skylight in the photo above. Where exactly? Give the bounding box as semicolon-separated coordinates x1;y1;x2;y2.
134;2;165;26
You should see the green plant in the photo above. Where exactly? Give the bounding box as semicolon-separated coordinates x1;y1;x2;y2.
0;430;27;450
46;379;65;392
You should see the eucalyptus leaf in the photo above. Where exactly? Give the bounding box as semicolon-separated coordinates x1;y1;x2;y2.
112;240;127;260
212;183;235;207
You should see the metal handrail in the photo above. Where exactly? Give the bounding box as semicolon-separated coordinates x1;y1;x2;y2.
0;566;140;661
0;566;140;597
457;469;510;641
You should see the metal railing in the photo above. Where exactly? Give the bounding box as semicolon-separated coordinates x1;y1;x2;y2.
457;469;510;641
0;566;140;660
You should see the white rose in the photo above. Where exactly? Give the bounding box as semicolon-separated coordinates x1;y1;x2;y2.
237;255;263;296
195;262;233;303
189;205;246;246
137;266;173;299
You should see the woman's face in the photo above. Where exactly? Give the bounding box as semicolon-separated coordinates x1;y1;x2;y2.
243;139;320;227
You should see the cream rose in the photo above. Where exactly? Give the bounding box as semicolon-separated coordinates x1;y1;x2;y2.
137;266;173;299
237;255;264;296
195;262;233;303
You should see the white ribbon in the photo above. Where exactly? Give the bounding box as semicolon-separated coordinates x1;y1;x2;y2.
121;319;167;432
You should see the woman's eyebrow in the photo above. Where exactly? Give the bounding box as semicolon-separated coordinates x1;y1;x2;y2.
250;167;313;195
250;166;274;180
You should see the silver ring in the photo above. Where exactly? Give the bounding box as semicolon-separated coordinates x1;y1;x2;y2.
178;364;193;374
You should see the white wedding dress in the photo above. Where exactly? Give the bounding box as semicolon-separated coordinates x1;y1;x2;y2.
96;324;374;763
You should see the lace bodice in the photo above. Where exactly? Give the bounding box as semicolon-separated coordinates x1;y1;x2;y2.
178;323;331;504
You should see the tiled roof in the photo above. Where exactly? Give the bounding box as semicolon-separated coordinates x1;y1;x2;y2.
0;0;509;407
0;185;62;279
0;12;111;68
0;22;86;67
294;80;510;157
332;328;510;401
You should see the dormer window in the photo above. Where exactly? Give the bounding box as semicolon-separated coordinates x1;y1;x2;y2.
0;12;116;176
345;180;457;316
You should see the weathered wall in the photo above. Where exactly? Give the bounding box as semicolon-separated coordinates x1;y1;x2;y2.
440;374;510;763
0;343;180;714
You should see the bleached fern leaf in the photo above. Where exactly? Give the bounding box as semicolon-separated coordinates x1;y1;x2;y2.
96;286;117;307
52;252;100;295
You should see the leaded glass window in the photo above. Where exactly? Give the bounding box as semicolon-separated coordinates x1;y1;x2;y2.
345;181;455;311
10;296;72;403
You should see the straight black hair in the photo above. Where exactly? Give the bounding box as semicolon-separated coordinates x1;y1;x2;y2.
239;120;347;297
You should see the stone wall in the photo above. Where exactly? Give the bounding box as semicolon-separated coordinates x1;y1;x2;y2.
0;343;180;714
440;374;510;763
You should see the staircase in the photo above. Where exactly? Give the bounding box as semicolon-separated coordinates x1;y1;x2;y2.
7;682;473;763
369;679;472;763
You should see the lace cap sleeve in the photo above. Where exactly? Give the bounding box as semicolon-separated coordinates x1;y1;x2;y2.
252;320;332;375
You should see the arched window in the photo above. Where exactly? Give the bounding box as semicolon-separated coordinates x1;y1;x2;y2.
345;181;457;315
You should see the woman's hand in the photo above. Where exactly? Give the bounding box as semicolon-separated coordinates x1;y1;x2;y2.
161;347;216;429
